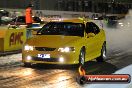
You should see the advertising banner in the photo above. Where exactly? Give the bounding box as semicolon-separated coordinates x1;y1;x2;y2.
4;29;26;51
0;28;26;52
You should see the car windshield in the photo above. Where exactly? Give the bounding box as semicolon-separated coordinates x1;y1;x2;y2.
13;16;25;23
37;22;84;37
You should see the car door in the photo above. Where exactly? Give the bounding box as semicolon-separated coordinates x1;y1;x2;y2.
85;22;101;61
90;22;103;54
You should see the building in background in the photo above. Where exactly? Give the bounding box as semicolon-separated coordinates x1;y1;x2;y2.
0;0;131;14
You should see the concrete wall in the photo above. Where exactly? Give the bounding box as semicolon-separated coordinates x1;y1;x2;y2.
2;8;102;19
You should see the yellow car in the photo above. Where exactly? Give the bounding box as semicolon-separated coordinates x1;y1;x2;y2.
22;18;106;66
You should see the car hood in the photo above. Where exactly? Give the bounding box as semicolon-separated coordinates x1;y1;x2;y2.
26;35;82;48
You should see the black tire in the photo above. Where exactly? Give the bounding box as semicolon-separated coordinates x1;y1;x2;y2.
96;42;106;62
23;62;32;67
79;47;86;66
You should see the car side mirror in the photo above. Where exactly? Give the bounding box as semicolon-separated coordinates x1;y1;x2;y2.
86;33;95;38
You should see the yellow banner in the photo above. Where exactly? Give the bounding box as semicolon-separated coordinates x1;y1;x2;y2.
2;29;26;51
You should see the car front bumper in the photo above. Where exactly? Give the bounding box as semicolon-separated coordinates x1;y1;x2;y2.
22;50;79;65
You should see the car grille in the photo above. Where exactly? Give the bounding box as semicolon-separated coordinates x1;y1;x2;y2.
35;47;56;51
32;57;58;62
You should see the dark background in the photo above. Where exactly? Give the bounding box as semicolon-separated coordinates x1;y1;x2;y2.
0;0;131;14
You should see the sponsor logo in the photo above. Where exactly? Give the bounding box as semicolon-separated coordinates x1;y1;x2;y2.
77;74;131;85
9;32;23;46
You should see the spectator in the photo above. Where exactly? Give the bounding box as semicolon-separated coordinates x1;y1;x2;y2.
25;4;33;28
25;4;33;38
12;11;17;19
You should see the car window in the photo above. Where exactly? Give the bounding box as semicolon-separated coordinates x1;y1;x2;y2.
33;17;41;23
37;22;84;37
86;22;100;34
17;16;25;23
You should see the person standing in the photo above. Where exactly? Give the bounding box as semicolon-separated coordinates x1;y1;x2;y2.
25;4;33;38
25;4;33;28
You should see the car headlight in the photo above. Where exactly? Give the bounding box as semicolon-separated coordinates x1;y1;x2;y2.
24;45;33;51
58;47;75;52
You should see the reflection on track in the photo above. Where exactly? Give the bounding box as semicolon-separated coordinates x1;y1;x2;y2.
0;51;132;88
0;59;119;88
1;48;132;88
0;65;79;88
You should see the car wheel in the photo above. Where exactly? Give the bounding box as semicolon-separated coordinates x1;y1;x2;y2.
96;42;106;62
24;62;32;67
79;47;86;66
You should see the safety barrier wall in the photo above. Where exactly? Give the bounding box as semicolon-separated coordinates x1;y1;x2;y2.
0;28;26;52
0;38;4;51
0;8;102;19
